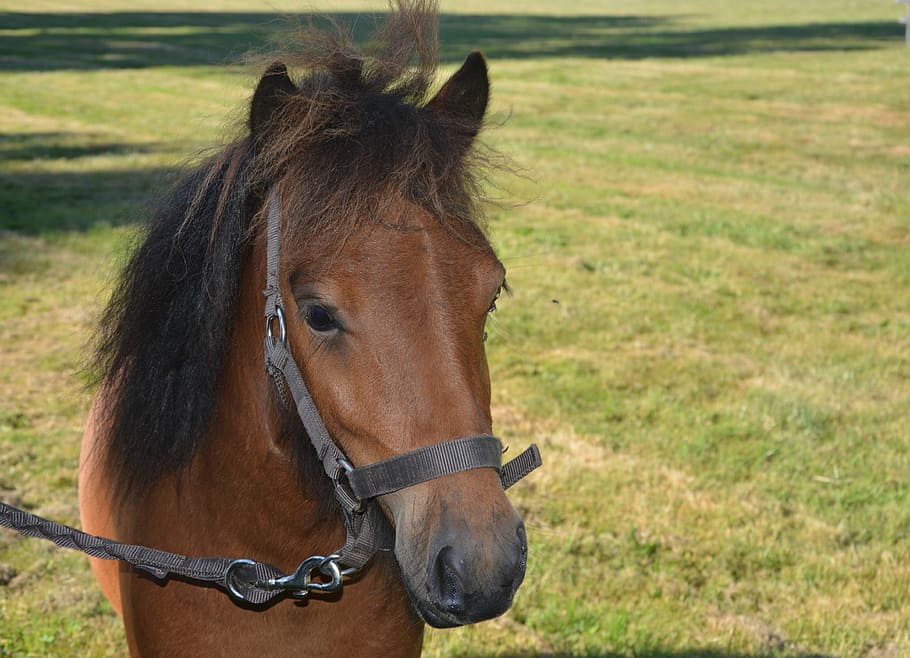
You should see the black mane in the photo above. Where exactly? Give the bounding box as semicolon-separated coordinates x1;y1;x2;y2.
94;0;492;498
94;143;260;496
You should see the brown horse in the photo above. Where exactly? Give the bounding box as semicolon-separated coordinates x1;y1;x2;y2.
78;2;532;656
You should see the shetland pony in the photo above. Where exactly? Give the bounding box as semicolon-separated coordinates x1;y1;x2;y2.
79;3;529;655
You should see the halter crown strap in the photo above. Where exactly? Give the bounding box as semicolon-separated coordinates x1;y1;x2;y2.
263;192;284;320
261;189;542;572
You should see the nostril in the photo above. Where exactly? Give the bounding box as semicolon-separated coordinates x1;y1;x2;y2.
431;546;466;614
517;522;527;553
507;522;528;588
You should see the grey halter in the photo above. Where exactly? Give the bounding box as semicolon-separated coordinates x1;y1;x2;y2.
258;190;542;578
0;190;541;606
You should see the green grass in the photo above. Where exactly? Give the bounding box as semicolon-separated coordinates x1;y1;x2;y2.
2;1;910;656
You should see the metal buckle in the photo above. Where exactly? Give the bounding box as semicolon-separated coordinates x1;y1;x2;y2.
224;558;258;601
224;556;340;602
225;554;359;603
335;458;365;514
257;555;344;599
266;306;287;343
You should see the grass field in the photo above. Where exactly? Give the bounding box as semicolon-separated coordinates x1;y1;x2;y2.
2;1;909;656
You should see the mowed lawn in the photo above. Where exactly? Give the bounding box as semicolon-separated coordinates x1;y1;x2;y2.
1;1;909;656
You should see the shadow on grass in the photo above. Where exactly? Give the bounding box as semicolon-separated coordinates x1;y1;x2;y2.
0;132;164;163
0;12;901;235
0;11;901;71
0;130;183;234
0;165;175;233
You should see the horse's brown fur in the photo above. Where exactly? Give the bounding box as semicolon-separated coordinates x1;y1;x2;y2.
80;2;528;655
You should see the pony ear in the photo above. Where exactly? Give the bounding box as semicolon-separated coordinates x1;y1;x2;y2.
427;51;489;137
249;62;297;138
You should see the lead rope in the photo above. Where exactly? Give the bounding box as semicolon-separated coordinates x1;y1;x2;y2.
0;502;288;604
0;190;542;605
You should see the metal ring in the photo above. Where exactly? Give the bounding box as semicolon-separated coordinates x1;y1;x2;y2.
324;551;361;578
266;306;287;343
224;558;257;602
333;464;365;514
310;557;343;594
319;553;341;568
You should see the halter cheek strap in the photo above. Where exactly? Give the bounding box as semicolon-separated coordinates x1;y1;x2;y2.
261;190;542;574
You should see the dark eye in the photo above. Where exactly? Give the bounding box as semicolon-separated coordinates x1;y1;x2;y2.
304;305;336;333
483;288;503;343
488;288;502;314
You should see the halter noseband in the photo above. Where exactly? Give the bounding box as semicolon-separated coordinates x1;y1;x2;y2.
257;190;542;593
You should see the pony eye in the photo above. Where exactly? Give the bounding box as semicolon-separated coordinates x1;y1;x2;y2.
304;305;336;333
484;288;503;343
488;288;502;314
